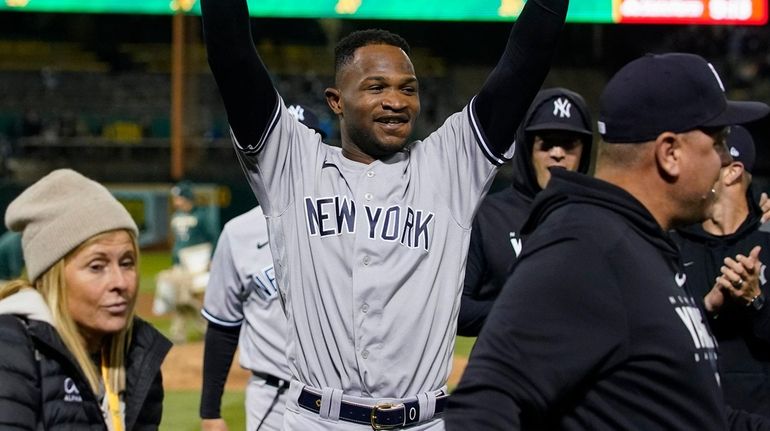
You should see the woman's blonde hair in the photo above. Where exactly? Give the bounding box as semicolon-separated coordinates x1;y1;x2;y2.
0;228;139;395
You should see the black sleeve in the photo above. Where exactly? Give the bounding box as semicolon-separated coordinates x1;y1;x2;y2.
726;405;770;431
457;295;494;337
474;0;568;156
199;322;241;419
458;217;495;336
200;0;277;149
463;217;488;299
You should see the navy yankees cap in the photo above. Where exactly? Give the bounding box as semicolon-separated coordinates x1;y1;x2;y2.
598;53;769;143
288;104;327;139
525;91;593;138
727;125;756;173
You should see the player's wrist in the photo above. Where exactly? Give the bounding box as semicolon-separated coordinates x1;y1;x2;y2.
201;417;228;431
703;286;723;314
199;406;223;420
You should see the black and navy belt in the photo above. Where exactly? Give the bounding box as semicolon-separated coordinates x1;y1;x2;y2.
252;372;289;389
297;388;447;430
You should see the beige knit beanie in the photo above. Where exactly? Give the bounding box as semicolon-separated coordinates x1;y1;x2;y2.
5;169;138;282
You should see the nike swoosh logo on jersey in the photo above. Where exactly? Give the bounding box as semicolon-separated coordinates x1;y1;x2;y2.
683;261;694;267
257;241;269;249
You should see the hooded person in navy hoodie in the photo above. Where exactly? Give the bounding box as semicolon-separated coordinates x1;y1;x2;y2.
458;87;593;335
446;53;770;430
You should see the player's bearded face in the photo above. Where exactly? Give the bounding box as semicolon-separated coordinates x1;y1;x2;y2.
336;44;420;158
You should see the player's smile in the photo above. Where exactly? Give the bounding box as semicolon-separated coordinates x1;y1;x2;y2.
375;114;409;131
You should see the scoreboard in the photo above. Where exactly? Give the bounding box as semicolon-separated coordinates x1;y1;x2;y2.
0;0;766;24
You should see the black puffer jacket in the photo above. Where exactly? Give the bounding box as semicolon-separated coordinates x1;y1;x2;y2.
0;307;171;430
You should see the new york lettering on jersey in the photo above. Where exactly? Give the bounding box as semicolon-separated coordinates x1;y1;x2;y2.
247;264;277;302
304;196;435;251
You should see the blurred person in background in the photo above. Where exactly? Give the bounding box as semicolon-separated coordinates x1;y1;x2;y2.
675;125;770;417
0;229;24;282
0;169;171;430
154;180;217;343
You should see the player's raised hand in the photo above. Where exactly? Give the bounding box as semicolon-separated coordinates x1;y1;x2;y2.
201;418;229;431
716;245;762;305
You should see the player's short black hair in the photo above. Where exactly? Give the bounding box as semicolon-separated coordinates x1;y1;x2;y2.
334;29;411;76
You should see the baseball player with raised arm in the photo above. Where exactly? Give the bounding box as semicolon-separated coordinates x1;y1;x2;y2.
201;0;568;428
200;105;327;431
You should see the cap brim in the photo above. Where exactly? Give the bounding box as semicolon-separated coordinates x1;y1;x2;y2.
525;122;593;137
701;100;770;128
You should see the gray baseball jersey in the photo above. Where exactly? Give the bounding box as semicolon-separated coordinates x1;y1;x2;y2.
202;206;291;381
232;96;510;398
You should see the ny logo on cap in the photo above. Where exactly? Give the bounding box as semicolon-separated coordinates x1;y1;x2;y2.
287;105;306;122
730;147;740;157
553;98;572;119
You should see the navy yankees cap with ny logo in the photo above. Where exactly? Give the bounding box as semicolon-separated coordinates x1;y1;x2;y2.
525;88;593;138
598;52;769;143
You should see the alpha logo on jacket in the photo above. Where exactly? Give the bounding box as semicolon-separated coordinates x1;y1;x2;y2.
63;377;82;402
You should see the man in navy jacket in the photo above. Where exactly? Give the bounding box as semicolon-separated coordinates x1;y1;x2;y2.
446;53;770;430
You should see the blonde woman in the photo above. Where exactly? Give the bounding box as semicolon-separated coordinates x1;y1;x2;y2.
0;169;171;430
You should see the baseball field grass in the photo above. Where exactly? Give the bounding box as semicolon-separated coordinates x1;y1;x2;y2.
138;251;476;430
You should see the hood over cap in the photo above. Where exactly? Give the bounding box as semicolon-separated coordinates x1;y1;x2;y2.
511;87;594;202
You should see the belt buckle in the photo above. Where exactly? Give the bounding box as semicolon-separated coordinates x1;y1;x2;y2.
370;402;402;430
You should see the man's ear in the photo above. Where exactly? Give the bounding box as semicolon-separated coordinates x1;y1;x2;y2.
723;162;745;186
654;131;681;180
325;87;343;115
